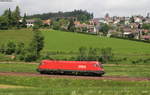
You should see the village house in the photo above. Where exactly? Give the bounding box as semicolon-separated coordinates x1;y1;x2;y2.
140;29;150;40
26;19;35;28
134;16;143;24
144;18;150;24
142;35;150;40
99;18;105;24
74;21;97;34
42;19;51;26
90;18;100;25
107;30;119;37
122;28;134;38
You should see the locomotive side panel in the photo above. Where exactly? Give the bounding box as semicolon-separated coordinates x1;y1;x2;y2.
37;60;105;76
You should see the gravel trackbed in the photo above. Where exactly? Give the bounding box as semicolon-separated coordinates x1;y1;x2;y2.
0;72;150;81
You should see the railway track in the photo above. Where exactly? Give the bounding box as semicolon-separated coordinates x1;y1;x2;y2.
0;72;150;81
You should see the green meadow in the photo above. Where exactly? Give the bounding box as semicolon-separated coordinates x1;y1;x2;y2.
42;30;150;55
0;62;149;95
0;29;150;54
0;75;150;95
0;29;150;63
0;29;33;45
0;28;150;95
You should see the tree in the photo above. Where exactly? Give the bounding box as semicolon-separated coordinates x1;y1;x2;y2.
130;16;135;23
87;47;99;61
8;8;13;27
29;30;44;58
0;16;9;30
59;18;69;30
52;21;60;30
77;47;88;61
5;41;16;55
27;10;93;22
68;18;75;32
12;6;21;28
142;24;150;30
1;8;12;29
100;48;113;64
22;13;27;28
99;24;110;36
15;42;25;54
19;30;44;62
0;43;6;54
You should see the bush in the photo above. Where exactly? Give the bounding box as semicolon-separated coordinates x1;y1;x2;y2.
0;41;16;55
40;52;51;60
0;43;5;54
77;47;88;61
23;52;37;62
18;49;38;62
100;47;113;64
87;47;99;61
77;47;113;63
15;42;25;54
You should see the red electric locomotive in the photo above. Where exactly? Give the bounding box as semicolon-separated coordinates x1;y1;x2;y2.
37;60;105;76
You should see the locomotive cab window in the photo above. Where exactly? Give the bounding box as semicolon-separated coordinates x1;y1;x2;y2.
93;64;99;67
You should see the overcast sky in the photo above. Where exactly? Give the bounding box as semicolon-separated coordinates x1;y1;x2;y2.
0;0;150;17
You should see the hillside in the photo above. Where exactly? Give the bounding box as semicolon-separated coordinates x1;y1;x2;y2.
0;30;33;45
0;29;150;54
0;29;150;62
42;30;150;54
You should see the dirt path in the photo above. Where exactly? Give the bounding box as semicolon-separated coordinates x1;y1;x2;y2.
0;72;150;81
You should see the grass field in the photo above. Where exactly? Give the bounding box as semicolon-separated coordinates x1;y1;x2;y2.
0;29;33;45
0;62;150;95
0;29;150;63
42;30;150;55
0;62;149;95
0;29;150;95
0;63;38;73
0;75;150;95
0;29;150;55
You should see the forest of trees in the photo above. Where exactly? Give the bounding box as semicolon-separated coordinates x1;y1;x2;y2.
0;6;27;29
0;6;93;30
27;10;93;22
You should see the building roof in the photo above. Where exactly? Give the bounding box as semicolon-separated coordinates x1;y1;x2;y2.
26;19;36;23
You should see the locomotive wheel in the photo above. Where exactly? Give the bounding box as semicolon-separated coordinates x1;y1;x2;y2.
40;71;46;74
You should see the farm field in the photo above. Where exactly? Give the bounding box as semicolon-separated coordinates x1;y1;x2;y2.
0;74;150;95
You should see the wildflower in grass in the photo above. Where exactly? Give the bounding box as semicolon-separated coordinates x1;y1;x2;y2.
103;80;107;82
98;90;102;94
142;91;148;94
71;90;77;95
88;90;94;94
